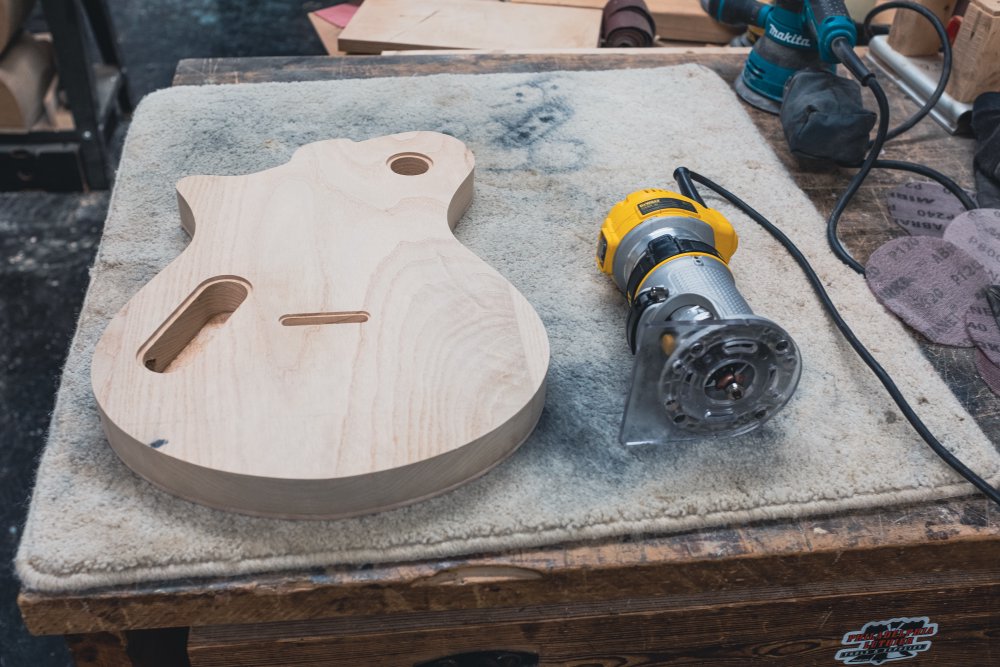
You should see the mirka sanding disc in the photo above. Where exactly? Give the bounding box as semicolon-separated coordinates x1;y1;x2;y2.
885;181;970;237
966;302;1000;365
866;237;989;346
942;208;1000;283
975;349;1000;395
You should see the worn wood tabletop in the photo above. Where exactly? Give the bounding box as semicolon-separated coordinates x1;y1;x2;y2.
20;53;999;650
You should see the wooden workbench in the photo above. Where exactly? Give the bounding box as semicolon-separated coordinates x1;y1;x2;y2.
19;52;1000;667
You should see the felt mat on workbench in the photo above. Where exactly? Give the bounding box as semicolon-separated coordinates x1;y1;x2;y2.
16;65;1000;592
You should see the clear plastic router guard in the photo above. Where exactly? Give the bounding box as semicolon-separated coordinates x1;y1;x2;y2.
621;317;802;445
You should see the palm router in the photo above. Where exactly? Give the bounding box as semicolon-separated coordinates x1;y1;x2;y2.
597;189;802;445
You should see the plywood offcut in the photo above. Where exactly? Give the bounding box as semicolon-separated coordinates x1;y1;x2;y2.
337;0;602;53
510;0;740;43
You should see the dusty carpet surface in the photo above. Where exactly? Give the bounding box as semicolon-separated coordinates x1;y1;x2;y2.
17;65;1000;592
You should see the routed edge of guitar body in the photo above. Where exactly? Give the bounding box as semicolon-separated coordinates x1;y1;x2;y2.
99;380;546;519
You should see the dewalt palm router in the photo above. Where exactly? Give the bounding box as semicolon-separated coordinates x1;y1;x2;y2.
597;189;802;445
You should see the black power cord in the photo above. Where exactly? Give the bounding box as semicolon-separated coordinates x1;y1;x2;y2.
827;37;890;273
672;167;1000;507
822;3;975;273
872;159;977;210
675;166;707;207
863;1;952;142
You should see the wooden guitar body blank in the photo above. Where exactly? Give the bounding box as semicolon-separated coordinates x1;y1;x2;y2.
91;132;550;519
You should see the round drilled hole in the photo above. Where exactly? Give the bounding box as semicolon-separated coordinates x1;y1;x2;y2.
388;153;431;176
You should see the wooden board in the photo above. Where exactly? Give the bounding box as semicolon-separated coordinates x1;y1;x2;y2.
946;0;1000;102
379;47;748;55
307;11;346;55
886;0;955;56
90;131;550;519
37;73;74;132
186;581;1000;666
871;0;899;24
337;0;603;53
0;0;35;53
0;31;54;131
510;0;741;43
308;2;362;55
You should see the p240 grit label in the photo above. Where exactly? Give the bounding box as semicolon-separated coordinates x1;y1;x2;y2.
835;616;938;665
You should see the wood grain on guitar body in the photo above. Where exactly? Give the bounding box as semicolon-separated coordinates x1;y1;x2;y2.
91;132;550;519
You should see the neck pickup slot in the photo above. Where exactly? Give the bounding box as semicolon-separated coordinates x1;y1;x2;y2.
140;277;251;373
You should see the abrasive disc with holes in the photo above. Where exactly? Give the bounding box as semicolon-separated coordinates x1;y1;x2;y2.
886;181;970;237
943;208;1000;283
976;349;1000;396
865;237;989;346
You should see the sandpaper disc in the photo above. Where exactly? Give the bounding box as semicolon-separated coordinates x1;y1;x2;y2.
866;237;989;346
885;181;970;237
942;208;1000;283
975;349;1000;395
966;303;1000;365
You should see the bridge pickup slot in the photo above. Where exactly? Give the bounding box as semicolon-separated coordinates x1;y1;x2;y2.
280;311;370;326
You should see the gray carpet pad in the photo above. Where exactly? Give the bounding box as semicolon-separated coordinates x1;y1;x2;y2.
16;65;1000;592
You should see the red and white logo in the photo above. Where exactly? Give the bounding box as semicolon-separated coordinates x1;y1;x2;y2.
835;616;938;665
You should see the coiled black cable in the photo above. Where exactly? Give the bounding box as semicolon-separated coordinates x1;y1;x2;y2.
823;5;974;273
863;1;952;142
673;167;1000;507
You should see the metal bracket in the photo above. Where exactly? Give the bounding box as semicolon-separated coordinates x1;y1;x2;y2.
867;35;973;135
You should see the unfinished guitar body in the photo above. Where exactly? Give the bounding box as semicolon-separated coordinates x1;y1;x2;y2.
91;132;549;519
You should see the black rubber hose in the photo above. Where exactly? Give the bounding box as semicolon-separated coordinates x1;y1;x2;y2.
672;166;1000;507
